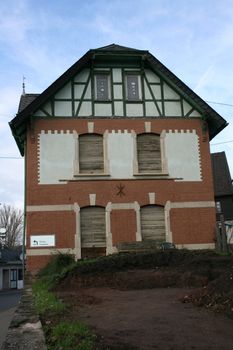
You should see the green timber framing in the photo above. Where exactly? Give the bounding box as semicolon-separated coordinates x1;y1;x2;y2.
10;44;228;156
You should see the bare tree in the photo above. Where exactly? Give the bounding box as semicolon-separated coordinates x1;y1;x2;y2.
0;204;23;248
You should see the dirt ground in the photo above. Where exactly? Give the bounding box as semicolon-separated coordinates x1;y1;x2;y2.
59;286;233;350
51;252;233;349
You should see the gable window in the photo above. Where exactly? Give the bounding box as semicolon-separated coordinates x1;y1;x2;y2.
137;133;161;173
95;74;110;101
126;74;140;100
79;134;104;174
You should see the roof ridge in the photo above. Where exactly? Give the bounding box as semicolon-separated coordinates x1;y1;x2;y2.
93;43;144;52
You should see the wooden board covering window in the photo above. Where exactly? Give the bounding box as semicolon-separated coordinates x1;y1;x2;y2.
137;133;161;173
80;207;106;247
79;134;104;174
140;205;165;242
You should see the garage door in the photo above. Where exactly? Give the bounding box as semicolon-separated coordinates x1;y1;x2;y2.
80;206;106;247
140;205;165;241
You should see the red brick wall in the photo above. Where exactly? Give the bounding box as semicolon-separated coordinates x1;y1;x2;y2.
170;207;216;244
111;209;137;245
27;211;76;248
25;118;216;271
27;255;52;274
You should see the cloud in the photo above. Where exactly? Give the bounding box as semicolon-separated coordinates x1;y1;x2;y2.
0;0;233;208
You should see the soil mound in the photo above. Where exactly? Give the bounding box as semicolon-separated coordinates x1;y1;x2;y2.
56;251;233;317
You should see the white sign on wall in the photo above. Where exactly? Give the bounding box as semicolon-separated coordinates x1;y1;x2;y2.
30;235;55;247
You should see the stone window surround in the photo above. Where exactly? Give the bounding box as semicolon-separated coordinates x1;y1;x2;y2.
26;201;215;259
73;130;110;176
132;129;168;176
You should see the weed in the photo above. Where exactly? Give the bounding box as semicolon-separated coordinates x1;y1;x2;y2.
38;252;76;278
33;280;65;315
48;321;95;350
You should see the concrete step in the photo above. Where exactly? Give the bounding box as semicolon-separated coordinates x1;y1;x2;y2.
117;240;162;253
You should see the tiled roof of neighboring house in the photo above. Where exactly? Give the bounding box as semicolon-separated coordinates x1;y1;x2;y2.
18;94;39;113
211;152;233;196
0;246;22;264
10;43;228;156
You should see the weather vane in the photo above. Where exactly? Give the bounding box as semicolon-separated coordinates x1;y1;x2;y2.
22;76;26;95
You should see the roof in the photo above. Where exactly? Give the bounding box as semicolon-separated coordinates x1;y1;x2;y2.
211;152;233;197
18;94;39;113
10;43;228;156
0;246;22;264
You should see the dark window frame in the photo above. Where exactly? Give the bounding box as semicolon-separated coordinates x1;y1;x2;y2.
125;73;141;101
94;73;111;101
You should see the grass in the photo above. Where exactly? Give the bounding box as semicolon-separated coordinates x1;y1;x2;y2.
32;279;65;315
48;321;96;350
32;253;96;350
33;250;233;349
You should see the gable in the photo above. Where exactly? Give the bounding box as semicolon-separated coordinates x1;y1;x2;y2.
32;66;201;119
10;44;227;155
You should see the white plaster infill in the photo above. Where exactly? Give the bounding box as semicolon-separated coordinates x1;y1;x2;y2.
107;130;134;178
39;130;75;184
164;129;201;181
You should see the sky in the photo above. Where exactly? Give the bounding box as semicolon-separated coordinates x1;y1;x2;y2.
0;0;233;209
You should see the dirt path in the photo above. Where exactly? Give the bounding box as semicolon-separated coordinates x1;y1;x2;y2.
63;287;233;349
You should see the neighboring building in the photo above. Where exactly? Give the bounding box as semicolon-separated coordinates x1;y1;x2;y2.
10;44;228;273
211;152;233;245
0;246;23;290
211;152;233;220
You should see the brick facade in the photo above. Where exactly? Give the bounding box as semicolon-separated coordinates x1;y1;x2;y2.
25;118;216;272
11;45;226;273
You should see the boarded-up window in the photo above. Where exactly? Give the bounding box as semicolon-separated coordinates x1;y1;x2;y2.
126;75;139;100
80;207;106;247
141;205;165;242
79;134;104;174
137;133;161;173
95;74;109;100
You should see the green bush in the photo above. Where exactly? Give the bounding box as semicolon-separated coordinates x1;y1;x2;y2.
38;252;75;278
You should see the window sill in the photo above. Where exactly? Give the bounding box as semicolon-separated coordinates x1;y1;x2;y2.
73;173;110;177
134;172;169;177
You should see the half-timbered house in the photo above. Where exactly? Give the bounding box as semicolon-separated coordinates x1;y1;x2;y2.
10;44;228;272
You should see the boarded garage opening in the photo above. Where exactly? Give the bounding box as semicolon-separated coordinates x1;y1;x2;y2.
140;205;165;242
80;206;106;258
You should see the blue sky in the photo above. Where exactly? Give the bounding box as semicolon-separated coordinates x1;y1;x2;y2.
0;0;233;208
